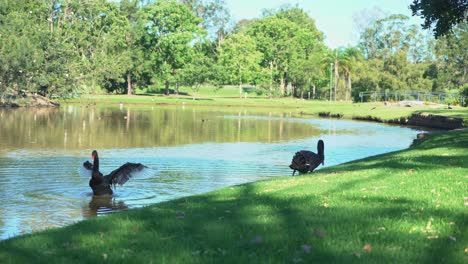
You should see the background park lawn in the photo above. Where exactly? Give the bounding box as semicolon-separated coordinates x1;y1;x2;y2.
67;91;468;123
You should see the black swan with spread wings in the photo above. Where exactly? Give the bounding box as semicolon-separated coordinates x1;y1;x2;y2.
79;150;153;195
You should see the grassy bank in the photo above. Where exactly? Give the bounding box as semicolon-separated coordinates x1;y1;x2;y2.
63;93;468;124
0;129;466;263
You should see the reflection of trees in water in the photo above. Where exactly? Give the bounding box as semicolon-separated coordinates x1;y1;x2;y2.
82;195;128;218
0;106;322;150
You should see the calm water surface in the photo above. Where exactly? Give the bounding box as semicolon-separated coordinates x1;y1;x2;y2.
0;105;425;239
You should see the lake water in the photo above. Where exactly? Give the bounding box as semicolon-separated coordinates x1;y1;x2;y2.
0;105;425;239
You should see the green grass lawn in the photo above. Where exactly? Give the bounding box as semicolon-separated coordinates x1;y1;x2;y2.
0;129;466;263
63;92;468;124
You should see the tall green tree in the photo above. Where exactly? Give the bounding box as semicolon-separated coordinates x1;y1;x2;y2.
245;7;325;97
218;33;262;98
321;47;363;101
289;48;326;99
354;13;438;101
142;0;204;95
179;0;231;46
0;0;48;95
359;14;426;60
431;22;467;90
176;41;215;97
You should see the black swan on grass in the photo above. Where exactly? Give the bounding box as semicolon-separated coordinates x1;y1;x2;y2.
79;150;153;195
289;140;325;176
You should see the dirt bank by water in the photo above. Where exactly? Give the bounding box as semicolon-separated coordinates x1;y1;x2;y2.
0;94;59;108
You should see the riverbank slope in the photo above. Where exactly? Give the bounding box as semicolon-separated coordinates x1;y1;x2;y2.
0;128;466;263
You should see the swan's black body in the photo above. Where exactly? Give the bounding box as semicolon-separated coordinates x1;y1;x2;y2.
81;150;150;195
289;140;325;176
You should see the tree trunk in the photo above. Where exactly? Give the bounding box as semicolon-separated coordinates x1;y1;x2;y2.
334;60;339;101
49;6;54;34
280;74;285;96
342;66;352;101
347;74;352;101
269;61;273;99
217;29;225;48
239;68;243;98
165;80;170;95
127;73;132;95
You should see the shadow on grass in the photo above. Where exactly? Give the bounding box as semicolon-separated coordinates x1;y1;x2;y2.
0;171;464;263
140;89;190;96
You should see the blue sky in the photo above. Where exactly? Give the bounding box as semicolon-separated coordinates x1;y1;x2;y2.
225;0;425;48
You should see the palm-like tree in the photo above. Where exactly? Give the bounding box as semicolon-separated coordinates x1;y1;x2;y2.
322;47;363;101
340;47;363;101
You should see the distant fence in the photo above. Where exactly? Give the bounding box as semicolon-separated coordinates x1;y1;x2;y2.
358;90;465;105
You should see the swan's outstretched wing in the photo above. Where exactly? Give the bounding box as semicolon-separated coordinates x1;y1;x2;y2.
78;160;93;178
107;162;154;186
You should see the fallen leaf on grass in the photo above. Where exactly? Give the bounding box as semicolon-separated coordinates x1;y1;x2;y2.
176;211;185;219
385;246;401;251
363;244;373;252
132;226;140;232
44;250;56;256
425;218;434;231
217;248;227;256
203;249;216;256
250;235;263;244
302;244;312;254
61;242;71;248
313;229;326;238
292;258;303;263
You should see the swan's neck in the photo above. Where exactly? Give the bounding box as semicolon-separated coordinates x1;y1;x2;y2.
317;141;325;160
93;156;99;172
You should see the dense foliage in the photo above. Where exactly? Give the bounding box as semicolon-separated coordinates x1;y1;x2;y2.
0;0;466;103
410;0;468;38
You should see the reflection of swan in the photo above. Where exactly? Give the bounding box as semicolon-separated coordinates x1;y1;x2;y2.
79;150;153;195
82;195;128;218
289;140;325;176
